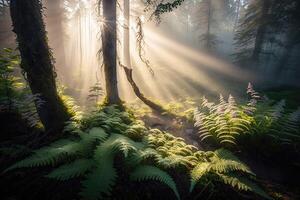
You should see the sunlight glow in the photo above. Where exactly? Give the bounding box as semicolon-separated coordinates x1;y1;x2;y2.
49;0;255;105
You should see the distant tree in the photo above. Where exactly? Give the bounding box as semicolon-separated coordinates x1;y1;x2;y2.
233;0;272;65
273;0;300;74
190;0;220;51
10;0;70;133
199;0;217;51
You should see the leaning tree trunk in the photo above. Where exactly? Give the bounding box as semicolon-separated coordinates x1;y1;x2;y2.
101;0;121;105
122;0;165;113
10;0;70;133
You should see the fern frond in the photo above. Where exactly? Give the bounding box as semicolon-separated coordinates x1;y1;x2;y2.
80;151;117;200
78;127;108;150
130;165;180;200
6;139;80;171
190;162;210;192
217;173;271;199
46;159;94;181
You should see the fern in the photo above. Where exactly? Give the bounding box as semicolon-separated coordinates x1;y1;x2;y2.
217;173;271;199
195;94;252;146
80;150;117;200
5;106;270;199
5;139;81;171
130;165;180;200
189;149;270;199
194;83;300;151
46;159;94;181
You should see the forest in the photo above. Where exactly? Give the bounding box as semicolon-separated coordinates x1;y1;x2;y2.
0;0;300;199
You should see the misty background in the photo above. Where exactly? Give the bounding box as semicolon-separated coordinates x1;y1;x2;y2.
1;0;299;106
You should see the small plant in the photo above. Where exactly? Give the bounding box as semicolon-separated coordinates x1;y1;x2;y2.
87;82;103;104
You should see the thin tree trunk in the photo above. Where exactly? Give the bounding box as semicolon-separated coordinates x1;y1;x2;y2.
10;0;70;133
101;0;121;105
207;0;211;50
234;0;241;30
122;0;165;113
123;0;130;68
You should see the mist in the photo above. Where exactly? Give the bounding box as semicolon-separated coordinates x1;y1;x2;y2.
1;0;299;105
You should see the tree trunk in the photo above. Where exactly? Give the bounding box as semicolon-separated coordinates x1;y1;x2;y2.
206;0;212;50
123;68;166;113
275;31;300;75
10;0;70;133
101;0;121;105
252;0;270;63
123;0;131;69
122;0;165;113
234;0;241;30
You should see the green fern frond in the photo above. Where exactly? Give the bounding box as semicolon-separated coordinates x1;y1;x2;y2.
6;139;80;171
217;173;271;200
79;127;108;145
190;162;210;192
46;159;94;181
80;151;117;200
210;159;253;175
130;165;180;200
158;155;194;168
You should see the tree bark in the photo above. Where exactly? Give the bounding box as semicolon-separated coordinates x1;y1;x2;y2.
10;0;70;133
101;0;121;105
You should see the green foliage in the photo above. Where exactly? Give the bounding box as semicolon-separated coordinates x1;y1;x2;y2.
190;148;270;199
194;94;252;146
130;165;180;200
58;86;82;120
0;48;42;128
5;106;269;199
87;82;103;104
145;131;269;199
145;0;185;22
194;83;300;150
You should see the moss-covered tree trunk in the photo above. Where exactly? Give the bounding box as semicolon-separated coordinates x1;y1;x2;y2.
10;0;70;133
101;0;121;105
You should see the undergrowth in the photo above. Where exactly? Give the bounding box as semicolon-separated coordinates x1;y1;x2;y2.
194;83;300;160
5;105;270;200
